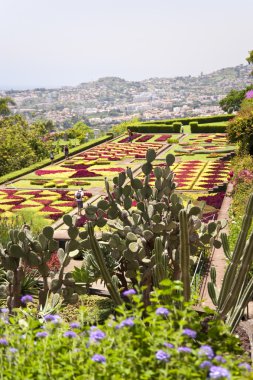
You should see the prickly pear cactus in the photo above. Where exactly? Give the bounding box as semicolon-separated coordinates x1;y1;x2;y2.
0;218;82;312
82;149;222;304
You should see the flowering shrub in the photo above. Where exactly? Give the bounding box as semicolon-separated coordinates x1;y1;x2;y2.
0;280;250;379
245;90;253;99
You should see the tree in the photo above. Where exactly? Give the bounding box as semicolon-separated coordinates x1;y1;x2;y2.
246;49;253;75
227;109;253;154
0;97;15;117
67;121;94;142
219;85;253;113
110;117;140;136
0;122;36;176
0;115;52;176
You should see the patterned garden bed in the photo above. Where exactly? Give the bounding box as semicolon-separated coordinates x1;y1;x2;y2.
0;189;92;222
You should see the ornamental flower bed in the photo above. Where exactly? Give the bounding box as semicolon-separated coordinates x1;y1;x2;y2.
35;169;72;176
118;133;141;143
155;134;172;142
70;170;102;178
197;192;225;210
0;190;92;222
135;134;153;142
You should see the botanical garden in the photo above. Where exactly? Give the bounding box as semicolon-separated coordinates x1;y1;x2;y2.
0;59;253;378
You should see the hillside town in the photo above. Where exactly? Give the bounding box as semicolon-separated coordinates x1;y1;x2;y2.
1;64;252;132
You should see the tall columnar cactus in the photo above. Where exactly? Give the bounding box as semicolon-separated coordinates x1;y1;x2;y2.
179;209;191;302
208;193;253;331
83;148;222;305
0;216;82;312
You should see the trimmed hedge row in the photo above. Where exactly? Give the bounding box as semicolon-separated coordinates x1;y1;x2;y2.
190;123;227;133
0;135;112;185
130;122;181;133
140;114;234;126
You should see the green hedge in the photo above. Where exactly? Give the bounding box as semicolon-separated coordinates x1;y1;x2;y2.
0;135;112;185
129;124;181;133
190;123;227;133
140;114;234;126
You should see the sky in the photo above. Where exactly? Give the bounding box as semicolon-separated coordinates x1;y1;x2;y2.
0;0;252;89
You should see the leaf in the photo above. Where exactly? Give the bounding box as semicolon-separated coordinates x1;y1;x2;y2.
129;242;139;253
63;214;73;227
166;154;175;166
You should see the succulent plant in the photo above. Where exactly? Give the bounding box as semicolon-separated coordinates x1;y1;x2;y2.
0;216;83;312
82;149;222;305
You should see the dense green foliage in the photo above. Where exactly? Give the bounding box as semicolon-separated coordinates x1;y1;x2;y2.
219;86;253;113
0;115;53;176
227;109;253;154
66;121;94;142
0;281;250;380
0;97;15;116
229;155;253;250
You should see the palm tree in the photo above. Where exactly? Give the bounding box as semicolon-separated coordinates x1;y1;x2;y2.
0;97;15;116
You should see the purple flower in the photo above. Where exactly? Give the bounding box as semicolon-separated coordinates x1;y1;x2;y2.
122;289;136;296
155;350;170;362
182;328;197;339
92;354;106;363
44;314;60;323
89;328;106;342
63;331;77;338
36;331;49;338
9;348;18;353
70;322;81;329
116;317;134;329
20;295;33;304
200;361;212;369
0;339;8;346
155;307;170;316
214;355;226;363
198;345;214;359
0;308;8;313
178;346;192;353
209;366;231;379
164;342;174;348
238;362;251;371
246;90;253;99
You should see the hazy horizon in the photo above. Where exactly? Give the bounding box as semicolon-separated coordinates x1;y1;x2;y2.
1;0;252;90
0;63;250;92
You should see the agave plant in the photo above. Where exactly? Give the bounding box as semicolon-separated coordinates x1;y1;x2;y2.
208;193;253;331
